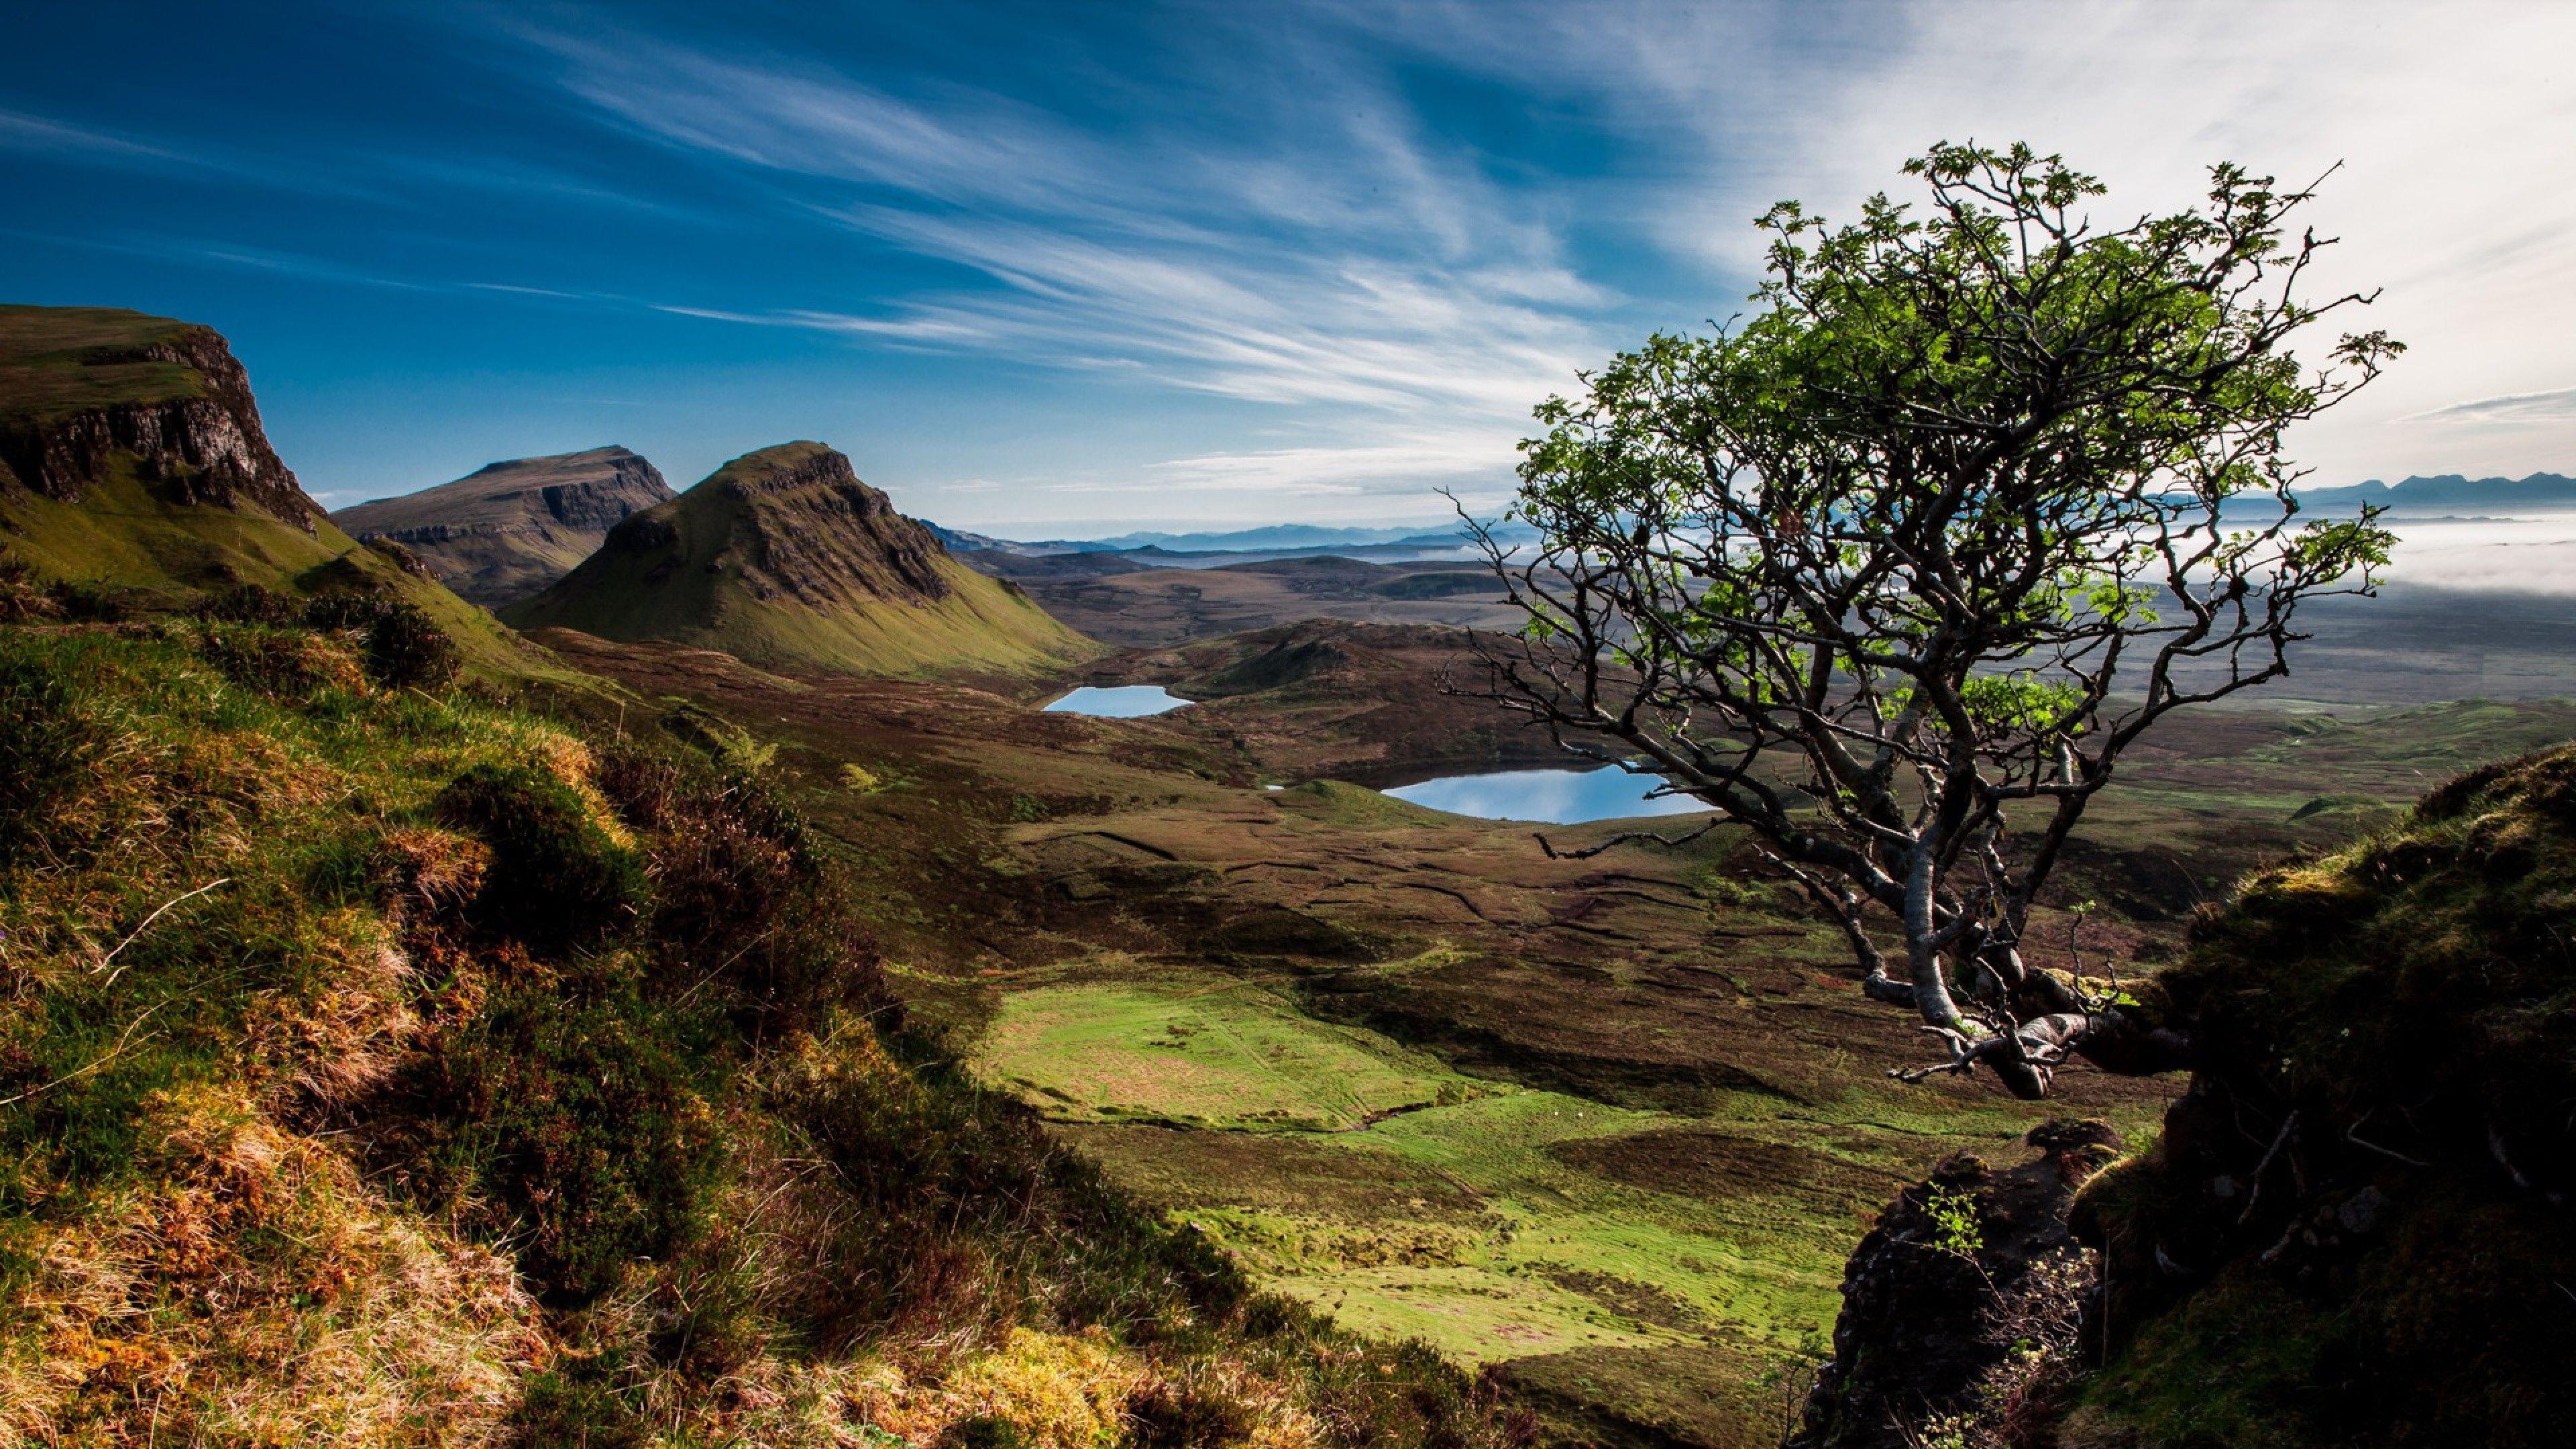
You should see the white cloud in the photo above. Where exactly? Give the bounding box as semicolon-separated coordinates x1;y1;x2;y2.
2404;386;2576;425
507;15;1608;520
1350;1;2576;488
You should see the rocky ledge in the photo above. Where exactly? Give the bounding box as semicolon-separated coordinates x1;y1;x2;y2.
0;321;316;531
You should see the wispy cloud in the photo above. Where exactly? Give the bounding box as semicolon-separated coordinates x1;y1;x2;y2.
505;15;1605;504
16;1;2573;528
2404;386;2576;425
0;108;185;164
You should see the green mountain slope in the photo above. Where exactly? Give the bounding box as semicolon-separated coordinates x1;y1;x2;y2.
0;303;569;686
503;441;1097;678
331;446;676;607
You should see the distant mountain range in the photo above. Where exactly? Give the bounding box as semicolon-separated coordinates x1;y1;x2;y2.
926;519;1536;560
1093;523;1474;550
2302;472;2576;513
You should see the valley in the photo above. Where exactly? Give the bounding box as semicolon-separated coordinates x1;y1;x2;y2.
533;612;2562;1446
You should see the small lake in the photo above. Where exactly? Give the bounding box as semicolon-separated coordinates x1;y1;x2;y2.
1042;685;1192;717
1381;765;1709;824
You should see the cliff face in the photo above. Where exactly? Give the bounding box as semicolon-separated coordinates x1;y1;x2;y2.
330;446;674;606
506;441;1096;679
0;306;317;531
1794;1124;2123;1449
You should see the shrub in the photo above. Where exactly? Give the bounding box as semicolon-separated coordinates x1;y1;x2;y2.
417;979;722;1303
595;741;885;1035
433;763;647;957
1126;1376;1258;1448
198;582;301;625
360;600;460;690
301;588;385;631
509;1361;651;1448
196;623;367;698
297;592;462;690
937;1416;1029;1449
0;555;60;622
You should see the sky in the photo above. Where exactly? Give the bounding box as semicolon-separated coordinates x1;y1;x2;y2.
5;1;2573;535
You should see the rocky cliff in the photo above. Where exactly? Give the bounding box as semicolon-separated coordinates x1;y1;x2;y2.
0;305;316;530
1795;1124;2122;1448
331;445;674;606
2051;747;2576;1448
504;441;1095;678
0;305;571;686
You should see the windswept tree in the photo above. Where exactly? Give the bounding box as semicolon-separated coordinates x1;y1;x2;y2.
1473;142;2400;1098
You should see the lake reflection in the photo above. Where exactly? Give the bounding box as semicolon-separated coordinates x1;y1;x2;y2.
1042;685;1191;717
1382;766;1708;823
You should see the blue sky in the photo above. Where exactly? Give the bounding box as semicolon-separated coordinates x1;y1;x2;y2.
6;1;2573;533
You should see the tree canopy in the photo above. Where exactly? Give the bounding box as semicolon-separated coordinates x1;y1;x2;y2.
1476;142;2400;1098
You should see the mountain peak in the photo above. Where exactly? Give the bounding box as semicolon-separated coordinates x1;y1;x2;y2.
508;441;1095;678
331;445;675;606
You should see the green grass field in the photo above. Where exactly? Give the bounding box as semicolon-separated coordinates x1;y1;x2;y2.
974;965;2142;1406
977;976;1474;1130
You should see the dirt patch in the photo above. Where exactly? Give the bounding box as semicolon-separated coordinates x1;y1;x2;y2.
1050;1122;1485;1221
1550;1128;1887;1214
1536;1267;1711;1332
1499;1340;1792;1449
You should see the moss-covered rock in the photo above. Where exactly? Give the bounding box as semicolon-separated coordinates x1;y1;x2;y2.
2061;746;2576;1448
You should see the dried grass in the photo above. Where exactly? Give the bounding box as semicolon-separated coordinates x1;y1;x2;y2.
248;914;422;1113
1;1085;539;1448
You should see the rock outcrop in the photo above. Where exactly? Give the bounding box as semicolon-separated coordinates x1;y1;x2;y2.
504;441;1095;679
1795;1122;2121;1449
1799;747;2576;1449
0;305;316;530
668;440;952;606
331;446;674;606
0;304;566;686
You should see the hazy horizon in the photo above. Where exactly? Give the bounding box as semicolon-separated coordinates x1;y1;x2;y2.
8;1;2575;532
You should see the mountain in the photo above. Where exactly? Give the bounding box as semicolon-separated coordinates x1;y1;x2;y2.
922;521;1126;557
0;304;547;678
504;441;1097;678
2303;470;2576;513
330;445;674;606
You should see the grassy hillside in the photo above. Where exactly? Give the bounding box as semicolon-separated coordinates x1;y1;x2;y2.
0;619;1521;1448
504;442;1097;680
0;456;553;686
0;306;206;423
